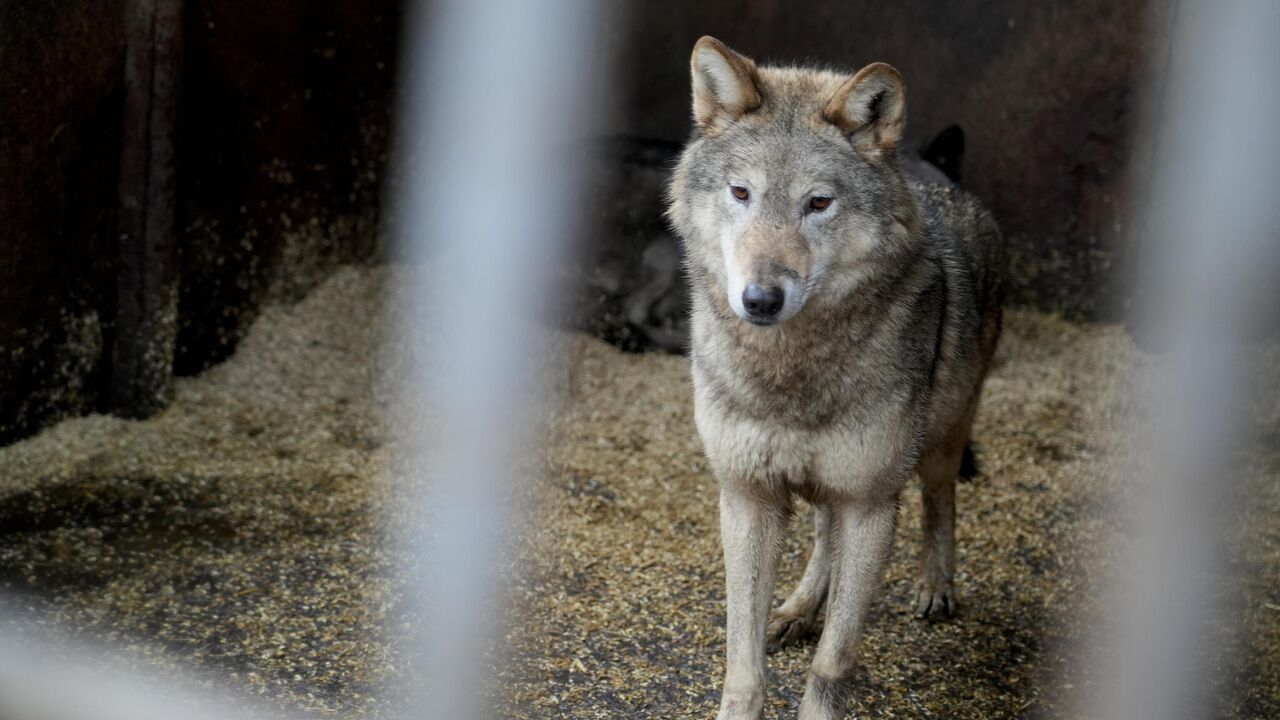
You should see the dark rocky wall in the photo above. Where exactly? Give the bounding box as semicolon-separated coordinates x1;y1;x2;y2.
0;0;401;443
0;0;127;444
175;0;399;373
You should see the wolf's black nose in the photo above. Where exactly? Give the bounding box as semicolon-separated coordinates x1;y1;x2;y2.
742;284;784;319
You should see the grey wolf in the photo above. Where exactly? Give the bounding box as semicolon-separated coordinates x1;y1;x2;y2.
665;37;1004;719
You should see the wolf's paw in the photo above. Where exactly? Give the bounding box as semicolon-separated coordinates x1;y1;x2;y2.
913;579;956;619
716;688;764;720
765;607;818;651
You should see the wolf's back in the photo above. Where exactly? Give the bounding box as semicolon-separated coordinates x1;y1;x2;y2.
913;180;1005;312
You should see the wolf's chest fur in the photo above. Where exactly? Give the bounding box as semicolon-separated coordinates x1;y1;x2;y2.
688;249;945;499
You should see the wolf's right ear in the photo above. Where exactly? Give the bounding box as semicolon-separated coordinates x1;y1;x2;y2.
824;62;906;158
690;36;762;131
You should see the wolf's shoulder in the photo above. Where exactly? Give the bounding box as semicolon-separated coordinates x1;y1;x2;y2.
910;180;995;241
910;179;1004;302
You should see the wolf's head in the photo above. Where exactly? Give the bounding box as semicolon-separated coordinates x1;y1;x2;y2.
668;37;918;327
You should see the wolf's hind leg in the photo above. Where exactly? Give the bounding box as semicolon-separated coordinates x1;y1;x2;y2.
766;503;830;650
914;438;964;618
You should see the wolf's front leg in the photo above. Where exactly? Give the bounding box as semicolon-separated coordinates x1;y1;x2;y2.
717;485;785;720
798;497;897;720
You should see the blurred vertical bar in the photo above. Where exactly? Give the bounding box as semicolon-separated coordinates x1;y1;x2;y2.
392;1;603;717
111;0;183;418
1094;1;1280;718
0;639;259;720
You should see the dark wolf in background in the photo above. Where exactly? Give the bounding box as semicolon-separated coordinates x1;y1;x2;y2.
666;37;1004;719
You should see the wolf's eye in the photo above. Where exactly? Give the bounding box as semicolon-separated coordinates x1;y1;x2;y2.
808;196;832;212
730;185;750;202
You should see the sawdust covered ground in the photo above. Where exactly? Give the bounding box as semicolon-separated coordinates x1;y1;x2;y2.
505;307;1280;717
0;265;1275;718
0;266;402;717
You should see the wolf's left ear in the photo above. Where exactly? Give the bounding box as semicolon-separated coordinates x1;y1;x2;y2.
690;36;762;131
824;63;906;157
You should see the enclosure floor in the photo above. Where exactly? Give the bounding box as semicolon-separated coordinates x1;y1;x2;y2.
507;304;1280;717
0;265;1275;718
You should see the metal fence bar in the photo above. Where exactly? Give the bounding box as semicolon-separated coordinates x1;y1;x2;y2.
391;1;600;717
1089;1;1280;718
0;629;266;720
